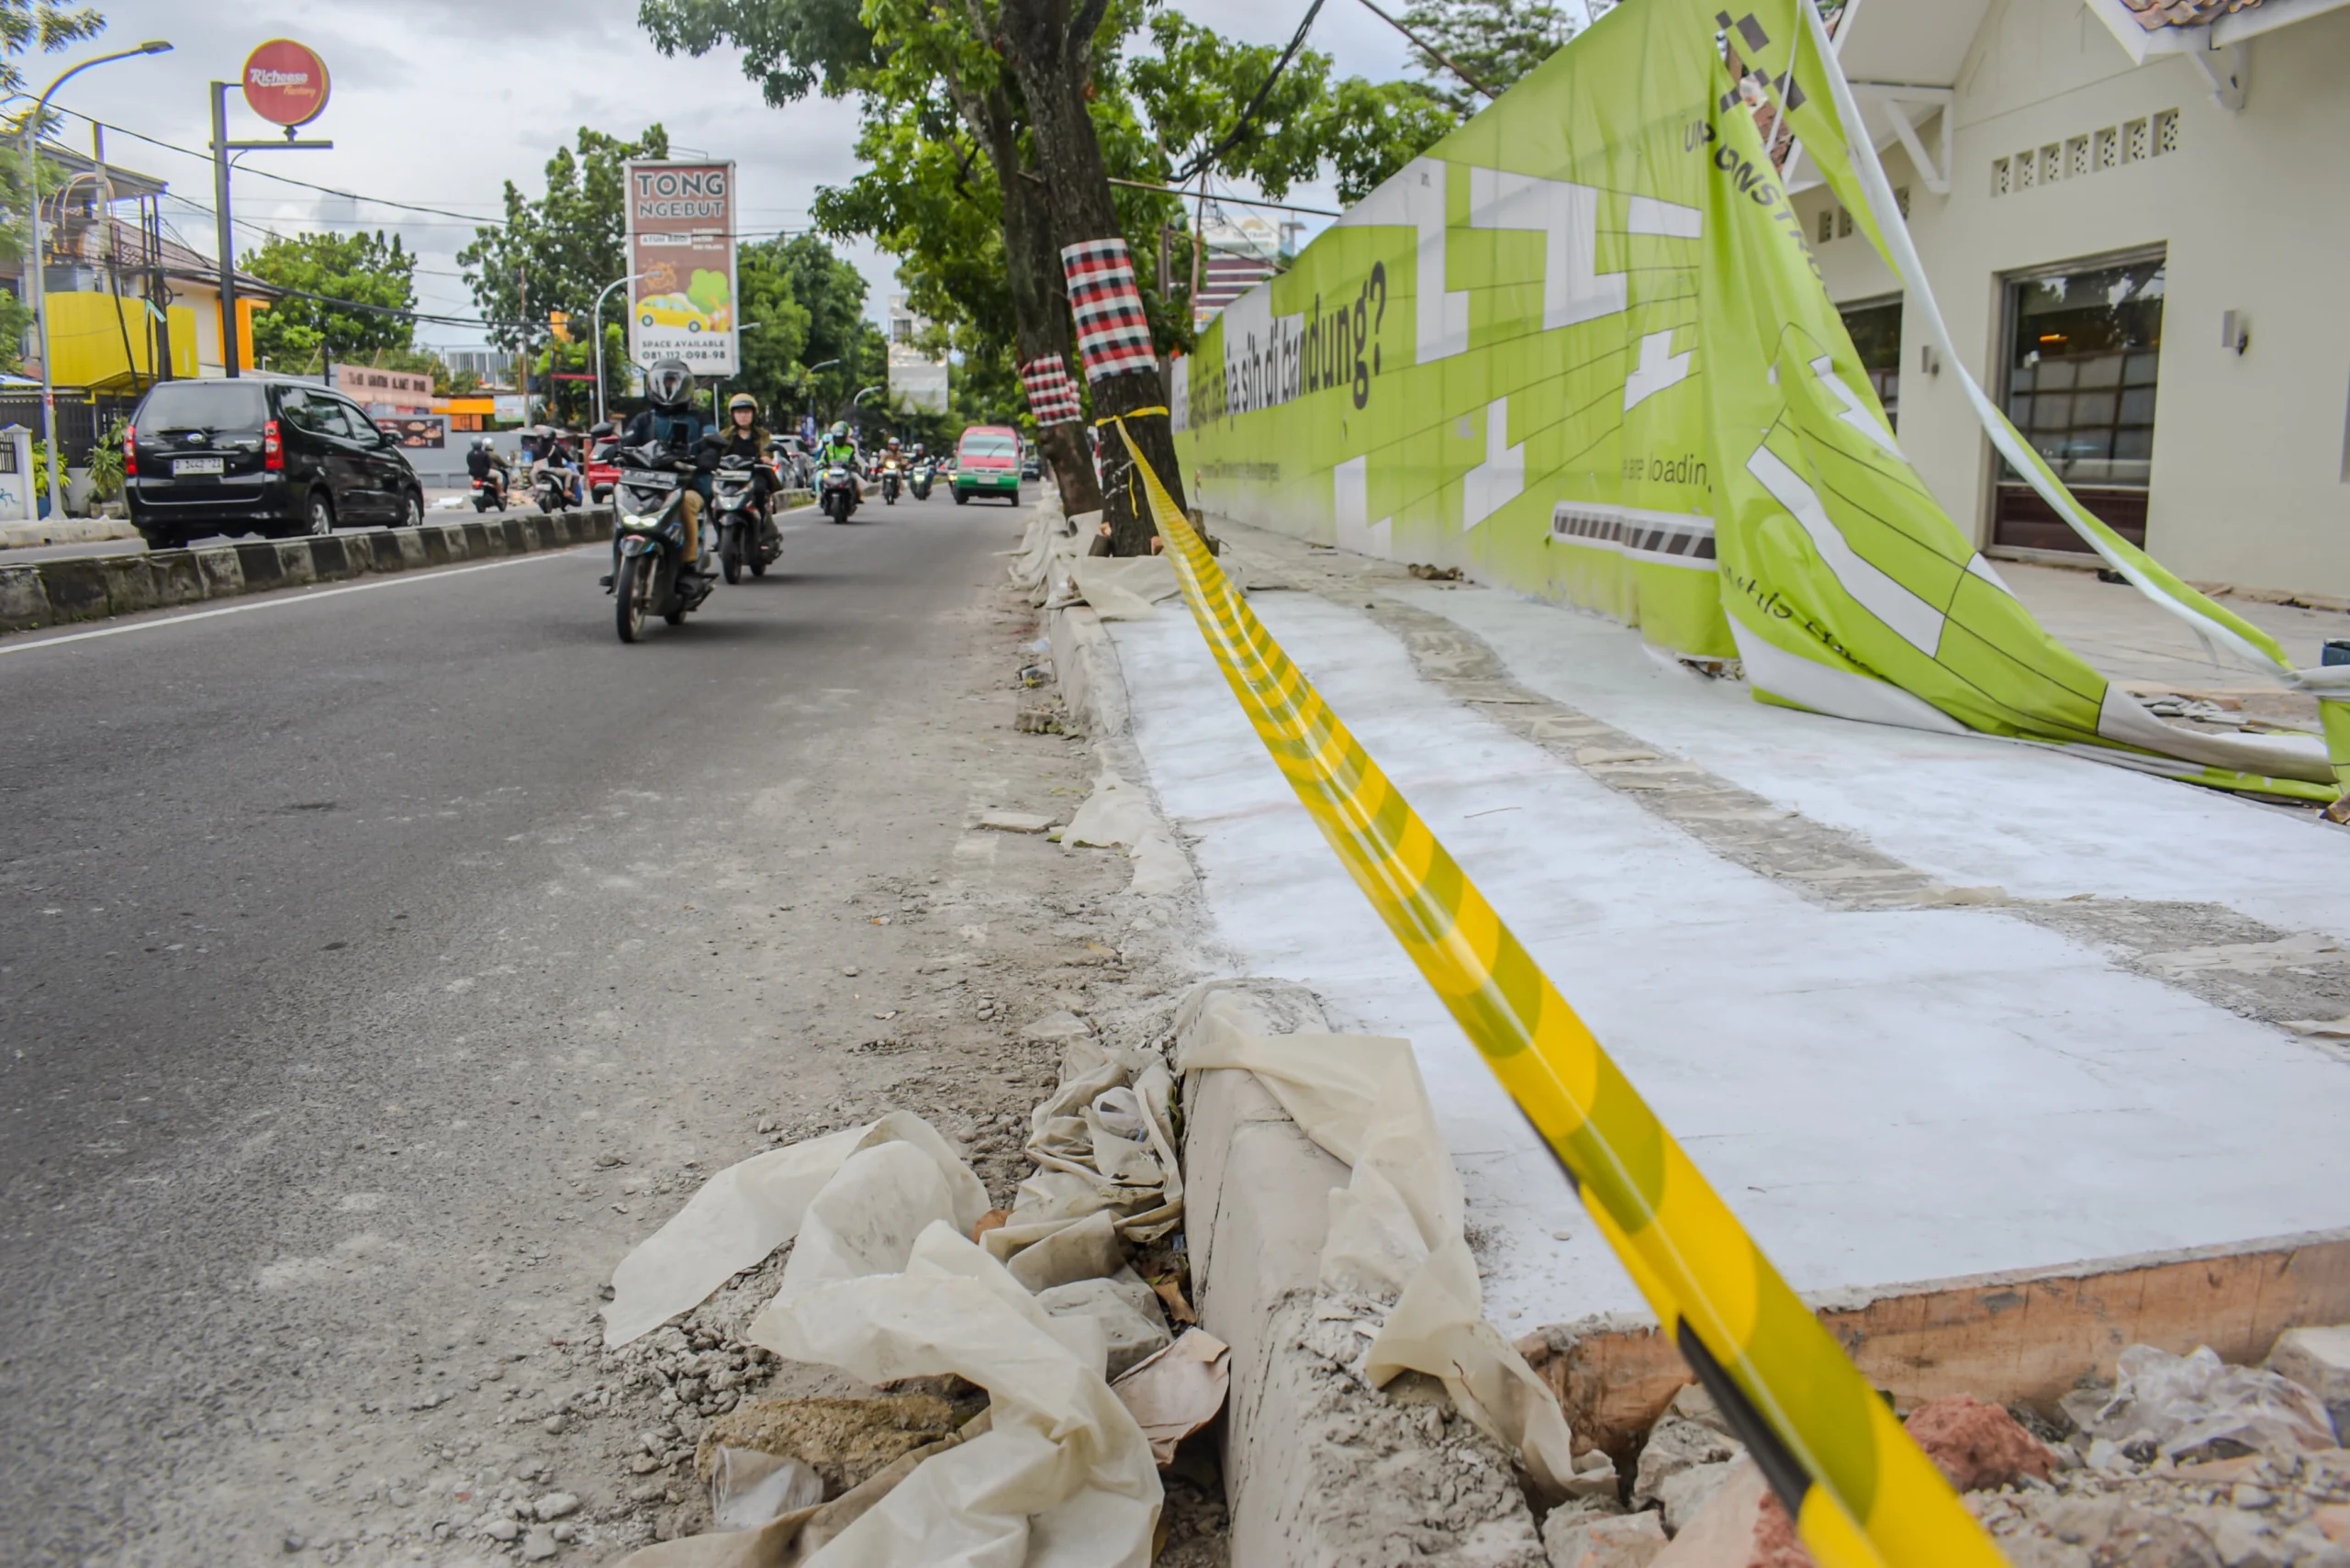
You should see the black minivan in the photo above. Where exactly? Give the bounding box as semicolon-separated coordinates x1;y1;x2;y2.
126;378;426;549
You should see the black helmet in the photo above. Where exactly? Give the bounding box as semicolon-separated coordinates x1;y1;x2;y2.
645;358;694;410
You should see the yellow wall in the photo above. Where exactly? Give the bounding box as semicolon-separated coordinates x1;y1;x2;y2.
42;292;199;386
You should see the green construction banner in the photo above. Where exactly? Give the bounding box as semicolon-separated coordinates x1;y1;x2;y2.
1172;0;2344;800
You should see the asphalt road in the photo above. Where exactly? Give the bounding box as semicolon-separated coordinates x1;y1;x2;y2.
0;491;1040;1563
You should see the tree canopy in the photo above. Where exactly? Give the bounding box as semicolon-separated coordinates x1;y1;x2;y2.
1396;0;1579;117
241;230;419;373
457;125;672;353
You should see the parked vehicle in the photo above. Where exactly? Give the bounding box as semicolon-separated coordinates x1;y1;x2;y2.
712;454;781;583
124;378;425;548
606;443;712;643
1021;447;1042;481
820;460;860;523
587;424;621;503
952;425;1023;506
910;456;935;501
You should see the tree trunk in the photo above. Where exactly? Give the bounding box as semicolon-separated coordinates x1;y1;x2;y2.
1002;169;1103;520
949;71;1105;522
999;0;1189;555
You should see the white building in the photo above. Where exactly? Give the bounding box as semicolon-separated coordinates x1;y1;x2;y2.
1794;0;2350;596
885;294;948;414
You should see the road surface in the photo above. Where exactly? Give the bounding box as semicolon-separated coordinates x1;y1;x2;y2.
0;491;1130;1563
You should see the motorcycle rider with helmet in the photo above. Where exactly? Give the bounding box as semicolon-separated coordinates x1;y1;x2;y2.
821;421;858;474
716;391;781;548
464;435;510;506
602;357;720;589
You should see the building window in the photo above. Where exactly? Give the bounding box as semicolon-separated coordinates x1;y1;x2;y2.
1838;207;1853;238
1992;253;2165;553
2018;150;2038;189
2124;118;2150;162
1993;158;2011;196
2094;128;2119;169
2154;108;2179;155
1818;207;1835;244
2041;143;2063;182
2067;136;2091;178
1840;297;1903;431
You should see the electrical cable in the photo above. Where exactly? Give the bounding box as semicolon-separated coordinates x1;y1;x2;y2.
1169;0;1329;185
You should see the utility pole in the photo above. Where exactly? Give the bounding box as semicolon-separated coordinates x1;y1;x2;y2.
208;81;331;378
517;263;530;427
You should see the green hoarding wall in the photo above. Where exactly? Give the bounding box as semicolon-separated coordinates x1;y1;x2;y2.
1171;0;2344;800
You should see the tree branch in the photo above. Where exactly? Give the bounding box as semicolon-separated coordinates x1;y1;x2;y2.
1067;0;1114;66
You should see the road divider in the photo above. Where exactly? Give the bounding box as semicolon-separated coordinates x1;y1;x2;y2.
0;510;614;636
1113;420;2006;1568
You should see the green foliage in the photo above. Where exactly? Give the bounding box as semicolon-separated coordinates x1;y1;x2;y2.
241;230;419;371
732;239;811;420
85;412;124;500
1397;0;1578;117
638;0;877;103
1323;78;1461;204
774;233;878;422
0;1;104;103
456;124;671;357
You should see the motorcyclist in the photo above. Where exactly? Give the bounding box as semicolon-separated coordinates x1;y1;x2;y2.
464;435;509;504
533;428;582;507
604;358;720;588
821;420;858;473
716;391;780;544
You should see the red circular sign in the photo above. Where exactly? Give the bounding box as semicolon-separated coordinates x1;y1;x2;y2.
241;39;330;128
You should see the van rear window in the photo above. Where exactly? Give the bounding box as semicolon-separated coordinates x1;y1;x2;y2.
138;382;268;433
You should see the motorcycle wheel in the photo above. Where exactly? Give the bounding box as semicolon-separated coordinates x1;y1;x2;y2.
615;552;649;643
750;554;768;578
538;497;554;514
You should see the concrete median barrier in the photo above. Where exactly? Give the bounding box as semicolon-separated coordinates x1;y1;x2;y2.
0;509;612;635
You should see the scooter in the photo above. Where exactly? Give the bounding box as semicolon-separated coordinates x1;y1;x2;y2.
879;456;902;506
533;465;576;514
820;462;860;523
713;454;782;583
910;459;934;501
604;444;713;643
471;473;508;513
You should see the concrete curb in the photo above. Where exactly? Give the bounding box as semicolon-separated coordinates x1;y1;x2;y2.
0;514;140;550
0;508;613;635
1047;600;1547;1564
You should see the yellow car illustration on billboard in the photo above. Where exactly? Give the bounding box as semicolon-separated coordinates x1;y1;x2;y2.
637;293;714;333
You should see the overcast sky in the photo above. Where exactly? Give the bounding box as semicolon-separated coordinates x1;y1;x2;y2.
53;0;1441;352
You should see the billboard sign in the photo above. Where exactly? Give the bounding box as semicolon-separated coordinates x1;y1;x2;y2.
623;161;738;377
242;39;330;128
335;364;432;413
374;415;448;451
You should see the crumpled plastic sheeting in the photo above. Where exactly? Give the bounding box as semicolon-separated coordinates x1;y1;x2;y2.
754;1223;1161;1567
1177;991;1578;1495
984;1042;1184;1282
1061;772;1192;898
1066;555;1180;621
2065;1344;2339;1459
602;1112;991;1348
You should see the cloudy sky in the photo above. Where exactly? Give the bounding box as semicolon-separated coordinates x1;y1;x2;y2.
54;0;1438;352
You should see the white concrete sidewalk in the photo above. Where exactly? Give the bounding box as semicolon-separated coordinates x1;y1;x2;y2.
1103;556;2350;1330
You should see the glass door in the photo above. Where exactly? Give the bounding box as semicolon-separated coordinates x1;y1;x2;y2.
1992;252;2164;553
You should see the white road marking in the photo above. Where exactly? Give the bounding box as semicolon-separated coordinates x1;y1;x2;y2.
0;547;588;659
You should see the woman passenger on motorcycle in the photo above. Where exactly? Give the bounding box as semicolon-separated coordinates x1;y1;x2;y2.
718;393;778;509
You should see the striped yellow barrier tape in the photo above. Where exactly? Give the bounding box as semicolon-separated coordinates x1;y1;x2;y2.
1113;421;2008;1568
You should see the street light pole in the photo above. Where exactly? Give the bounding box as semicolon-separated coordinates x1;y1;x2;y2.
590;271;650;428
23;39;171;520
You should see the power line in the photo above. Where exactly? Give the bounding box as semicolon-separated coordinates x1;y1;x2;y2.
40;102;513;227
1172;0;1331;185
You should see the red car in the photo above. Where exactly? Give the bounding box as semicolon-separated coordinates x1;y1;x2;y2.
586;431;620;503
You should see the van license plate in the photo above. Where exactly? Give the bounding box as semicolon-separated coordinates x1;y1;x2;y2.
173;457;225;476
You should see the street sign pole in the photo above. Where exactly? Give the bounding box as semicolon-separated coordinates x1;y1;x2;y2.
207;89;331;379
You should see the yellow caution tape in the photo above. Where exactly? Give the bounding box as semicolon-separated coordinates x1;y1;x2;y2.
1113;420;2009;1568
